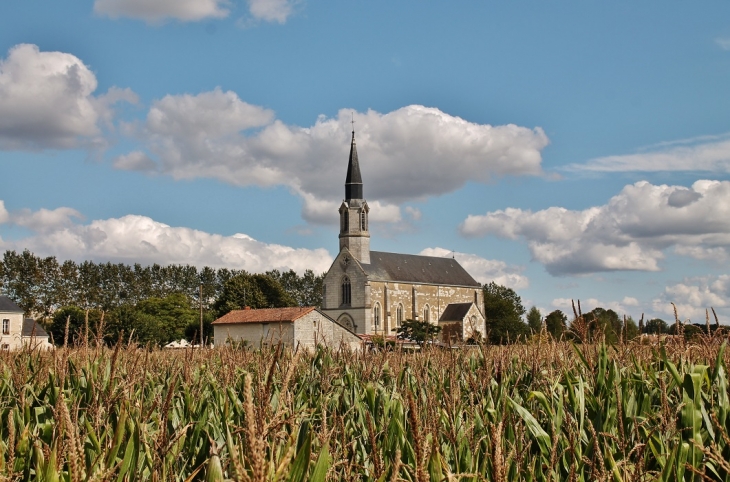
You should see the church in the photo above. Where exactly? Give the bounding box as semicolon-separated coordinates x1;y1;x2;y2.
320;130;486;343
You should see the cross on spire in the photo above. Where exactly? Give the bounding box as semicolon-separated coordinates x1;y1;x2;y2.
351;112;355;135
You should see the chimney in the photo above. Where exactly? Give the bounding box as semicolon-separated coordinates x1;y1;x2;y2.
244;306;251;310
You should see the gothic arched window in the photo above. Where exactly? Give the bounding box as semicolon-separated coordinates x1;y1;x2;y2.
361;210;367;230
341;276;351;306
338;314;354;330
373;303;381;329
396;303;404;327
423;304;430;323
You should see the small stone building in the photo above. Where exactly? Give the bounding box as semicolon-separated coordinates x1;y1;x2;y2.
0;296;52;350
439;302;486;343
212;306;361;350
320;130;487;341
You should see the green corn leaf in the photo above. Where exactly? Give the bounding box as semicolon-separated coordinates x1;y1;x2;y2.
310;440;332;482
508;397;551;457
660;346;683;387
205;454;224;482
710;342;726;382
427;444;444;482
288;424;312;482
658;443;678;482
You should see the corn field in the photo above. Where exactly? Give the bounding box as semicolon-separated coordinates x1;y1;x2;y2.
1;338;730;481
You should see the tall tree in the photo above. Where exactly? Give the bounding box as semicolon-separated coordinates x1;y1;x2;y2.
544;310;567;339
483;282;528;344
3;250;44;316
527;306;542;333
213;272;296;317
49;306;104;346
645;318;668;334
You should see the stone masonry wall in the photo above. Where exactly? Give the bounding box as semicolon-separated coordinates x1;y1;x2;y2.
321;250;371;334
293;310;361;350
0;310;25;350
369;282;483;335
213;322;294;348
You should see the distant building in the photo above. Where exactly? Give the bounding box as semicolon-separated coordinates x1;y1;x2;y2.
320;130;486;342
0;296;53;350
212;306;360;350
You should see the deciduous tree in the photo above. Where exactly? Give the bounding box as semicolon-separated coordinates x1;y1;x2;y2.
483;282;528;344
527;306;542;333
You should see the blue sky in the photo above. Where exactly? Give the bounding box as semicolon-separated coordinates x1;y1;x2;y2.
2;1;730;323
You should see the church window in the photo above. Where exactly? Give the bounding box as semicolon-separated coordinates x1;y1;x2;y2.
423;305;430;323
373;303;381;329
341;276;351;306
396;304;404;326
2;319;8;335
338;314;354;330
361;210;367;230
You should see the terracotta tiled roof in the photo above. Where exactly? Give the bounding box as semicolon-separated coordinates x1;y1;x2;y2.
212;306;316;325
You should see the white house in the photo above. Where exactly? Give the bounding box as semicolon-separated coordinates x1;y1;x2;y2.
212;306;361;350
0;296;53;350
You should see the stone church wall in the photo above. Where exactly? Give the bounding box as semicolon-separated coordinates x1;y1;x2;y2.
321;250;371;334
369;281;483;335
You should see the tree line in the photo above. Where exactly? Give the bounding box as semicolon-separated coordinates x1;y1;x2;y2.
3;249;716;348
480;281;702;344
0;249;324;346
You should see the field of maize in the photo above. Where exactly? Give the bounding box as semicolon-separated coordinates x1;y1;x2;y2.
1;339;729;481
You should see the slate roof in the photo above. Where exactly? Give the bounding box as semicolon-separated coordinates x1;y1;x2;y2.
439;303;474;322
22;319;48;338
345;131;363;200
0;296;23;313
361;252;480;287
212;306;316;325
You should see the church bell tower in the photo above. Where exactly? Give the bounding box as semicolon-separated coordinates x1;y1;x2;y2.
339;128;370;264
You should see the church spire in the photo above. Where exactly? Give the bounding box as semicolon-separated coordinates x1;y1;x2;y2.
345;128;363;200
339;120;370;264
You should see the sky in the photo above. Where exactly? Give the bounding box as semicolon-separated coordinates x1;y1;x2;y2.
1;1;730;324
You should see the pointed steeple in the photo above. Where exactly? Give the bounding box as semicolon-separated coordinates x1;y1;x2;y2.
345;130;363;200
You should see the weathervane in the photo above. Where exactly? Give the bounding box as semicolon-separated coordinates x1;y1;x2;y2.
351;112;355;134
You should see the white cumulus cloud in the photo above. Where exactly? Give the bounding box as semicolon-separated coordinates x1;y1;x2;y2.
461;180;730;275
12;207;84;234
419;247;529;289
94;0;299;24
94;0;229;22
0;201;332;274
247;0;296;23
551;297;640;319
0;44;135;150
112;151;157;171
118;90;549;224
652;275;730;323
0;201;9;224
